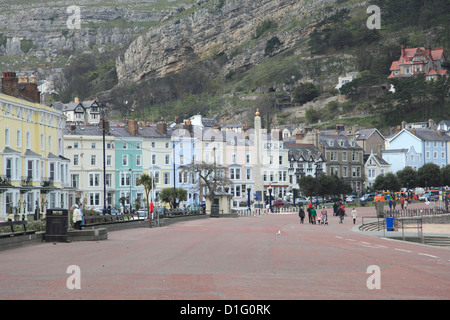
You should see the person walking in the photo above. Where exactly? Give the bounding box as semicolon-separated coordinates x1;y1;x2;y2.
321;206;328;225
299;206;305;224
337;206;345;224
79;203;85;229
351;207;358;224
72;204;82;230
310;206;317;224
307;205;312;224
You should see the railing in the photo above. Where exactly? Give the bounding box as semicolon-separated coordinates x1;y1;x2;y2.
384;205;447;218
235;206;298;216
360;215;423;241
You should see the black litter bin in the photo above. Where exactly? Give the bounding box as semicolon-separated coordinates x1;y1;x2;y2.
210;204;220;218
45;208;69;242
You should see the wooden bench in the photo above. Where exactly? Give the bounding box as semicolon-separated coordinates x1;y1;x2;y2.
0;221;36;238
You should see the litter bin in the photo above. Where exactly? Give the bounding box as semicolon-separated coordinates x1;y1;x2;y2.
210;204;219;218
45;208;69;242
386;216;395;231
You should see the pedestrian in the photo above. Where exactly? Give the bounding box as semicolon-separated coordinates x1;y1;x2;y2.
388;198;392;212
400;197;405;210
307;206;312;223
72;204;82;230
351;207;358;224
310;206;317;224
79;203;85;229
321;206;328;225
337;206;345;224
299;206;305;224
333;202;338;216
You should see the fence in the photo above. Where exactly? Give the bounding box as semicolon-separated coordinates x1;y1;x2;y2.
235;206;298;216
384;205;447;218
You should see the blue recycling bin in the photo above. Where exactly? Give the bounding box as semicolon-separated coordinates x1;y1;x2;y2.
386;217;395;231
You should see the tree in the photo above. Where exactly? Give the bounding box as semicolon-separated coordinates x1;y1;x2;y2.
136;173;155;221
298;175;316;198
442;165;450;186
418;163;442;188
396;166;418;189
180;162;231;210
160;188;187;209
372;173;400;192
292;83;319;105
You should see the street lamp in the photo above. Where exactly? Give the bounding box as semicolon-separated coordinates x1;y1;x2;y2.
100;103;107;214
268;186;273;213
247;185;251;214
292;186;296;207
315;159;323;209
295;167;305;200
129;168;132;214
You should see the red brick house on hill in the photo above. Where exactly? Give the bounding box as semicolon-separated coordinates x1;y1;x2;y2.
388;45;448;80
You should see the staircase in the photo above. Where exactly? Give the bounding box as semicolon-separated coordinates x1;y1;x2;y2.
423;236;450;247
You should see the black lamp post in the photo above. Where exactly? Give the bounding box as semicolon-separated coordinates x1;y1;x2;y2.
315;160;323;209
247;185;251;214
268;186;273;213
100;103;107;215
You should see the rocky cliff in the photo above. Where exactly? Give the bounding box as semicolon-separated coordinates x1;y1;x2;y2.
116;0;339;84
0;0;188;66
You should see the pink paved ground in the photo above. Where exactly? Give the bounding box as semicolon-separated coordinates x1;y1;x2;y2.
0;202;449;300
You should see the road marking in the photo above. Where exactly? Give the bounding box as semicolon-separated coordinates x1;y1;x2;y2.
394;248;412;253
418;253;438;259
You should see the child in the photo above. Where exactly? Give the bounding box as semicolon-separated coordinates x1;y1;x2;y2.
351;208;357;224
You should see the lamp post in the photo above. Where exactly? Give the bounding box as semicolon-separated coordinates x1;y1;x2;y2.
100;103;107;215
268;186;273;213
315;160;323;209
292;186;296;207
247;185;251;214
129;168;132;214
295;167;305;201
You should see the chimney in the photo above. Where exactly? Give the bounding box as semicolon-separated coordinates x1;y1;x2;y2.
74;97;79;103
127;119;138;136
2;72;19;98
183;120;192;134
157;118;167;135
401;45;405;58
18;74;40;103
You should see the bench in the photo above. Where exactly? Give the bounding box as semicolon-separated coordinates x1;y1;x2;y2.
83;214;139;226
0;220;36;238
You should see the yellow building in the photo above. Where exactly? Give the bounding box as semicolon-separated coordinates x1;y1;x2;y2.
0;72;70;220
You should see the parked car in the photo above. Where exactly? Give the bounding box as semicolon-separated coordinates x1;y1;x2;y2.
419;193;439;201
327;195;342;203
295;197;309;206
360;193;375;202
345;195;358;203
136;209;148;218
273;199;290;208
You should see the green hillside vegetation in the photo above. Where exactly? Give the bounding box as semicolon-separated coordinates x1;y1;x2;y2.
54;0;450;131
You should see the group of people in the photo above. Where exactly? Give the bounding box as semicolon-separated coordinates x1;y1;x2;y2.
298;202;358;225
71;203;85;230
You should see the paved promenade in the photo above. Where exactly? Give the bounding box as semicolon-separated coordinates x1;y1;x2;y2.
0;203;449;300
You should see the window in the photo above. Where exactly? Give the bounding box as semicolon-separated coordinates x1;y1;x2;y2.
40;133;44;150
74;142;78;148
26;131;31;149
106;174;112;187
91;142;96;149
426;151;430;159
230;168;241;180
123;142;127;149
107;155;112;166
163;172;170;185
73;154;79;166
27;160;33;179
433;152;438;159
246;168;252;180
136;155;142;166
71;174;79;188
49;162;55;180
5;128;10;147
165;154;170;165
89;193;100;206
152;154;156;165
120;172;131;186
279;156;283;165
89;173;100;187
16;129;21;148
246;153;250;164
48;135;52;153
91;155;97;166
122;154;128;166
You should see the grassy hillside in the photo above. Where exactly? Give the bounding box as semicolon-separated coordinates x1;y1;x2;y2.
54;0;450;132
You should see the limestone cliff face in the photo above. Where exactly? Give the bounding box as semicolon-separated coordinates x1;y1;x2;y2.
116;0;336;84
0;0;179;63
